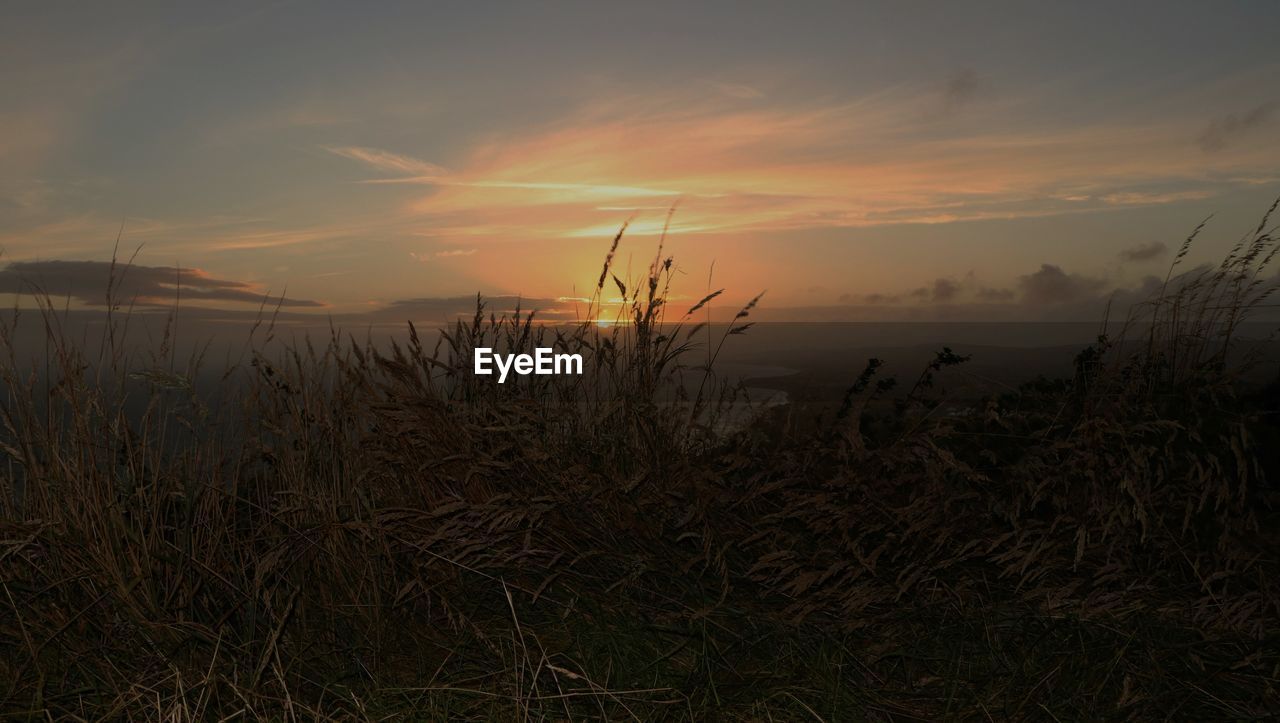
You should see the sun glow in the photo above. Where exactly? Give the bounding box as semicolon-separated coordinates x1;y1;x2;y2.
321;88;1280;309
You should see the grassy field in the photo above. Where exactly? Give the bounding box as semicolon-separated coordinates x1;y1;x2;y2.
2;207;1278;720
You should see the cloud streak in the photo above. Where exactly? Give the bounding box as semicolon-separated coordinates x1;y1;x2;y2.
0;260;323;308
330;89;1280;250
1197;102;1276;152
327;146;450;177
376;295;576;320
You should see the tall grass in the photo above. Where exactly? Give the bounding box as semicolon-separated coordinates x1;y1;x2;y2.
1;202;1277;719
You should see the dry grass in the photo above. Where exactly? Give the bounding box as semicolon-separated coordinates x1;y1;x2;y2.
1;203;1278;720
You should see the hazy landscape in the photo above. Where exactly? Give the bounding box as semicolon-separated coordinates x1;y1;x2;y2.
1;203;1278;718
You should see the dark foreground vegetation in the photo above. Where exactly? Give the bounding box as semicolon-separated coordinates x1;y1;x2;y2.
2;206;1279;720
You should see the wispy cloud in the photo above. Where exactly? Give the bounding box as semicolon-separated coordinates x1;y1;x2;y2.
408;248;478;261
1100;190;1216;206
203;224;364;252
1197;102;1276;152
329;89;1280;247
713;82;765;100
376;295;574;319
327;145;450;177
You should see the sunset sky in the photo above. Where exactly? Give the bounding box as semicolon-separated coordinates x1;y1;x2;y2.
2;1;1279;322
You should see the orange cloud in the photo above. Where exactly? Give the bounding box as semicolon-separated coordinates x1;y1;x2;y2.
333;90;1280;249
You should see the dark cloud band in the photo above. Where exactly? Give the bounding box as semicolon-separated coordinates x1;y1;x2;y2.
0;260;323;308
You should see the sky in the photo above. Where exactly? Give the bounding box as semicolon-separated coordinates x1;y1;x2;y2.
2;0;1279;323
